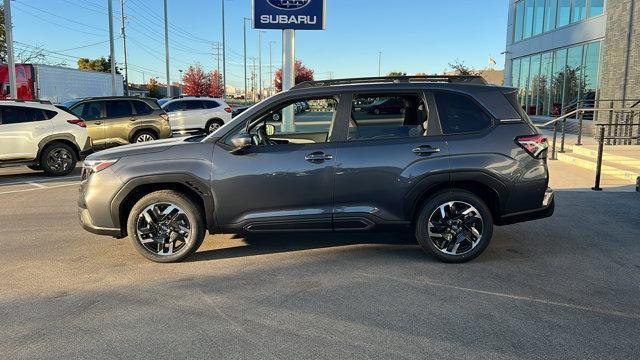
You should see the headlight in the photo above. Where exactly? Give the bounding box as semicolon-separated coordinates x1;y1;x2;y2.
83;159;118;173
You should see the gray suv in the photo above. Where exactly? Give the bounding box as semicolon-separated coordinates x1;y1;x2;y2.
78;76;554;263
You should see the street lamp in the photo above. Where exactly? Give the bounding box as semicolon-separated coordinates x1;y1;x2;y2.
243;17;251;104
269;40;276;97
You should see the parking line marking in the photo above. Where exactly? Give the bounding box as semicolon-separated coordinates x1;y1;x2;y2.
27;181;47;189
0;175;80;187
0;183;78;195
360;272;640;320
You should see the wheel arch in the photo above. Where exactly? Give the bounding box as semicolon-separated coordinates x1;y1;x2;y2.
37;135;81;162
129;127;160;143
111;175;216;237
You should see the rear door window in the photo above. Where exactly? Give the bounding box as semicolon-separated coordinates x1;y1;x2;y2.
185;100;204;110
105;100;133;118
133;100;153;115
433;91;493;134
165;101;185;113
0;106;48;124
348;94;427;141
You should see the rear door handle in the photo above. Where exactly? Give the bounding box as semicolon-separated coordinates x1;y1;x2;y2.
412;145;440;156
305;151;333;162
129;117;137;121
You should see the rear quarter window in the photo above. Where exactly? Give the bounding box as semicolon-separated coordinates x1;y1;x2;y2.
0;106;48;124
204;100;220;109
433;91;493;134
133;100;153;115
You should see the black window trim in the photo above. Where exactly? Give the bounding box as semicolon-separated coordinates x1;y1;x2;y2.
429;89;496;136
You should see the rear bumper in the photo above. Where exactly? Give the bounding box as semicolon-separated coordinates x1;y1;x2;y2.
497;188;555;225
78;206;123;238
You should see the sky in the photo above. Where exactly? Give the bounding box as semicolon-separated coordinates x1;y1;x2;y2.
10;0;509;89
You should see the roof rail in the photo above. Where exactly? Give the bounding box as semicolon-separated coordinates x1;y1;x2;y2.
0;98;52;104
291;75;487;90
170;95;213;99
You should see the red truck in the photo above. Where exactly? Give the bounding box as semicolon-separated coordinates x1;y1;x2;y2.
0;63;124;103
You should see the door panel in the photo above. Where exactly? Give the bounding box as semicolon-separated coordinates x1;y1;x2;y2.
71;101;105;149
212;142;337;230
104;100;135;146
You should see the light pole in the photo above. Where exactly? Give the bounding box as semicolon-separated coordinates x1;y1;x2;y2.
107;0;117;95
378;51;382;77
221;0;227;99
258;30;266;101
269;40;276;97
163;0;170;97
243;17;250;104
178;69;183;95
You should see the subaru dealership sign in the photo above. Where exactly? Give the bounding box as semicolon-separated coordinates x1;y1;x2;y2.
253;0;326;30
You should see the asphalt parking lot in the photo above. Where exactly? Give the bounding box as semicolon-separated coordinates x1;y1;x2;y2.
1;167;639;359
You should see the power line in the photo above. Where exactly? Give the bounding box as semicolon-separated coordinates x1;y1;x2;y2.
13;0;107;32
54;40;110;53
12;5;106;37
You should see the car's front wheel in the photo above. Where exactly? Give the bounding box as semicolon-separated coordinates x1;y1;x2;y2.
415;190;493;263
127;190;206;263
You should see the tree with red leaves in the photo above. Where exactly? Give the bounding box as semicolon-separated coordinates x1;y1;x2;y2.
182;63;210;96
274;60;314;92
209;70;224;98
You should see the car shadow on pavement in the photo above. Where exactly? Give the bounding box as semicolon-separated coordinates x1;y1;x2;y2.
0;167;82;184
188;231;422;262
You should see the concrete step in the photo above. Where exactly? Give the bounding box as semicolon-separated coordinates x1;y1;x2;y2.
570;145;640;170
556;152;640;182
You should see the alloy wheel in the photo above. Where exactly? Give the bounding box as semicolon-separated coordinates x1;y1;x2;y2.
208;122;221;133
427;201;483;256
46;147;73;173
136;133;154;142
135;202;192;256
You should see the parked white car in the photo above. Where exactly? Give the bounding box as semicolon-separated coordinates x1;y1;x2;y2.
0;100;91;176
160;96;233;134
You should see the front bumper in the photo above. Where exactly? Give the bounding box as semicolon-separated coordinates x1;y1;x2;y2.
497;188;555;225
78;206;123;238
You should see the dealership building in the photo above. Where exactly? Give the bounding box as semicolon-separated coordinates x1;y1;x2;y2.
504;0;639;117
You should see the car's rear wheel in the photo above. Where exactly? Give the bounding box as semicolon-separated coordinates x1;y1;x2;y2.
134;130;157;143
205;119;224;134
415;190;493;263
127;190;205;263
41;142;76;176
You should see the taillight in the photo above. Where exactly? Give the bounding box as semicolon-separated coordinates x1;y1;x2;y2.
224;107;232;113
160;113;170;122
515;135;548;158
67;119;86;127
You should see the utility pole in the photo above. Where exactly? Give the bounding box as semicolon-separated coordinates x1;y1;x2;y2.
378;51;382;77
107;0;117;95
221;0;226;99
281;29;295;132
243;17;250;104
3;0;16;99
269;40;275;97
258;31;264;101
120;0;129;95
163;0;171;97
249;57;257;103
213;42;223;74
328;71;334;80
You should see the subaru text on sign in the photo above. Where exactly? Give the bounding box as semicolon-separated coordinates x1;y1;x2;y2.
252;0;326;30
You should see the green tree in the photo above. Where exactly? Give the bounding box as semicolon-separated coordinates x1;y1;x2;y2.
448;59;472;75
77;56;118;73
147;77;161;99
387;71;407;76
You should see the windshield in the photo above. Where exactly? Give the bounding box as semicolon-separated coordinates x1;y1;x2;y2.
157;98;170;106
201;102;261;142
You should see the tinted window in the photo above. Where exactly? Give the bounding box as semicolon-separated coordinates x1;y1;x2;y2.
133;100;153;115
73;101;103;121
44;110;58;119
1;106;47;124
433;92;492;134
349;94;427;141
164;101;184;112
204;100;220;109
185;100;204;110
105;100;133;118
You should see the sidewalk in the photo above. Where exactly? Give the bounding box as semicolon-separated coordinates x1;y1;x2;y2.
547;159;637;191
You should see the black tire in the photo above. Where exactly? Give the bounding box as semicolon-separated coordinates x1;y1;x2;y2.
40;142;77;176
127;190;205;263
205;119;224;134
373;108;381;115
133;130;157;143
27;164;42;171
415;190;493;263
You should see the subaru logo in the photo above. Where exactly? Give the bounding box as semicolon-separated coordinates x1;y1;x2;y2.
267;0;311;10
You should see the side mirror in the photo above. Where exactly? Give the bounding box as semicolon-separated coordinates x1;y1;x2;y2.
230;133;252;154
265;123;276;136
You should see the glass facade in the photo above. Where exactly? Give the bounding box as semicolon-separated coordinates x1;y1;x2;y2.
513;0;606;43
510;41;602;116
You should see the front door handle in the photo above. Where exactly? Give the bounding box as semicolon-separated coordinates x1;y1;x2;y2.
129;117;137;121
412;145;440;156
93;121;103;125
305;151;333;162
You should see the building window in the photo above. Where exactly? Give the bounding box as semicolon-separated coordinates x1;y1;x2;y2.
533;0;545;36
519;57;531;109
512;58;521;90
544;0;558;32
588;0;605;17
551;48;567;115
540;52;554;116
557;0;571;27
529;54;542;115
514;1;525;42
523;0;535;38
565;45;583;106
582;42;601;103
571;0;587;23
